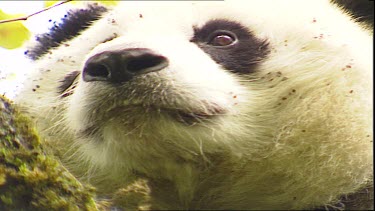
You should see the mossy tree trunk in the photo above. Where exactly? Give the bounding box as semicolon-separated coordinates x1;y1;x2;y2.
0;95;98;210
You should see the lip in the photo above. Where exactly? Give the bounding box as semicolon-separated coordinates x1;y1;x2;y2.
104;103;227;125
169;107;226;125
78;104;226;137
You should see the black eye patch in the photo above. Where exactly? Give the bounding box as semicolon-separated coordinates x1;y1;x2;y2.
25;3;108;60
191;19;270;74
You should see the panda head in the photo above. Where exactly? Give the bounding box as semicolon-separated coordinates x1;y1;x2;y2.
19;0;372;209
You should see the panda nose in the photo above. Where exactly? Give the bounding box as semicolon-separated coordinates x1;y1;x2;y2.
82;48;168;83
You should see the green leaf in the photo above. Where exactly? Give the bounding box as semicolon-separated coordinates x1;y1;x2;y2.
0;10;30;49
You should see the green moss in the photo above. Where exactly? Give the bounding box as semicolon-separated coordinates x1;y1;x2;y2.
0;95;98;211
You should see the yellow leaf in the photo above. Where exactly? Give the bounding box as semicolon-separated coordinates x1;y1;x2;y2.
96;1;118;6
0;10;30;49
44;1;75;8
45;0;117;8
44;1;60;8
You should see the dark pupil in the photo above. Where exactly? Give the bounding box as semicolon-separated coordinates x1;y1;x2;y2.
212;35;234;46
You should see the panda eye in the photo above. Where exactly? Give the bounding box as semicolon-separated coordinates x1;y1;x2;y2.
208;31;237;47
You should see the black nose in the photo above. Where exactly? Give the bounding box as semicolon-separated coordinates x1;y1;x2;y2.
82;48;168;83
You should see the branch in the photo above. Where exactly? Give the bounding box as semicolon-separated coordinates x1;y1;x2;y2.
0;0;73;24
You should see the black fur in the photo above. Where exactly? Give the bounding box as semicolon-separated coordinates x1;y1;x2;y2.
58;70;80;96
332;0;374;26
25;3;108;60
191;19;270;74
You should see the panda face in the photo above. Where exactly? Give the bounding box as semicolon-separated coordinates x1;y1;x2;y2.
18;0;372;209
50;2;273;150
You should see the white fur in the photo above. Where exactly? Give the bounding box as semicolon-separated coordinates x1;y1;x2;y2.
16;0;373;209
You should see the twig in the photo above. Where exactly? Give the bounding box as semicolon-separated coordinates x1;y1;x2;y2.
0;0;73;24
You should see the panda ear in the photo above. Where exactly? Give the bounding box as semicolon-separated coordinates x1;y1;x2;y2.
25;4;109;60
331;0;374;27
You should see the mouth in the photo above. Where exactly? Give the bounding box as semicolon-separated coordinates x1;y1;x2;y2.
77;103;226;138
169;107;226;125
105;103;227;125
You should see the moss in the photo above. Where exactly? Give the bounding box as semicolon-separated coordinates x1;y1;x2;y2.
111;179;153;210
0;95;98;211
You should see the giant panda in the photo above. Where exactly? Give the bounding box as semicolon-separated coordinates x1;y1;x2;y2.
16;0;373;210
